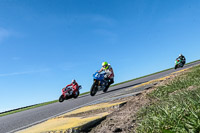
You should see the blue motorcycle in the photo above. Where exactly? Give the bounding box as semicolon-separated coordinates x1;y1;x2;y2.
90;72;109;96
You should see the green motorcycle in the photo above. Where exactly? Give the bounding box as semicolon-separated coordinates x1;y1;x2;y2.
174;58;184;69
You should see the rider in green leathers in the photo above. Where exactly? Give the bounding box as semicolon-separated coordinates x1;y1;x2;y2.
176;54;186;65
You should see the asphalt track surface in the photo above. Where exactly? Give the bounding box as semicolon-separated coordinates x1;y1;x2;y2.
1;61;200;133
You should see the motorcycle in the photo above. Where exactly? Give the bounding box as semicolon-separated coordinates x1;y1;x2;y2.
90;72;109;96
59;85;82;102
174;58;184;69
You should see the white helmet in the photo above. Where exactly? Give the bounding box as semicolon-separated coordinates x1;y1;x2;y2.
72;79;76;84
179;54;182;57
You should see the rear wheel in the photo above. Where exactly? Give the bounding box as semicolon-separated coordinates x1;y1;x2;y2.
181;63;184;67
103;83;109;93
59;95;65;102
73;91;80;98
90;82;98;96
103;86;109;93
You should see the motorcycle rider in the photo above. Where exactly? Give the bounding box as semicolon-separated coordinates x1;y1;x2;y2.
176;54;186;65
65;79;79;95
98;62;114;87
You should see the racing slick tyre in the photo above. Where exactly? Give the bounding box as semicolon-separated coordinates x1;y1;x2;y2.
103;85;109;93
175;65;178;69
73;91;80;99
59;95;65;102
90;82;98;96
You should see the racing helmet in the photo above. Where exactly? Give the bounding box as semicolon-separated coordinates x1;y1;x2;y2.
72;79;76;85
102;62;109;69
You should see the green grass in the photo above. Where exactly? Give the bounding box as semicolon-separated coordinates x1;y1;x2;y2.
186;59;200;65
136;65;200;133
79;91;90;96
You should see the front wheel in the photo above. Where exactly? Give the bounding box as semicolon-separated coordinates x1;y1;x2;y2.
90;82;98;96
59;95;65;102
174;65;178;69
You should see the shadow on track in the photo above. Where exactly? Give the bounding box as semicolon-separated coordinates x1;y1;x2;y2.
94;81;148;97
77;81;148;99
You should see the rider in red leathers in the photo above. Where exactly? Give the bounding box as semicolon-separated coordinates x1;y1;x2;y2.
65;79;79;95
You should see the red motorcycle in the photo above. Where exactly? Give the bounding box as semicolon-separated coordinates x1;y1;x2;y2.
59;85;82;102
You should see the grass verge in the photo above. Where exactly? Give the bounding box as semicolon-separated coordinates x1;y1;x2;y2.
136;65;200;133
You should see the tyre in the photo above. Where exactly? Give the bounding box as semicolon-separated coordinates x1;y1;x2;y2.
73;91;80;99
59;95;65;102
174;65;178;69
90;82;98;96
181;63;184;68
103;85;109;93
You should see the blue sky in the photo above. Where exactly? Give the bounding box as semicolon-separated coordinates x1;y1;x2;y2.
1;0;200;112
